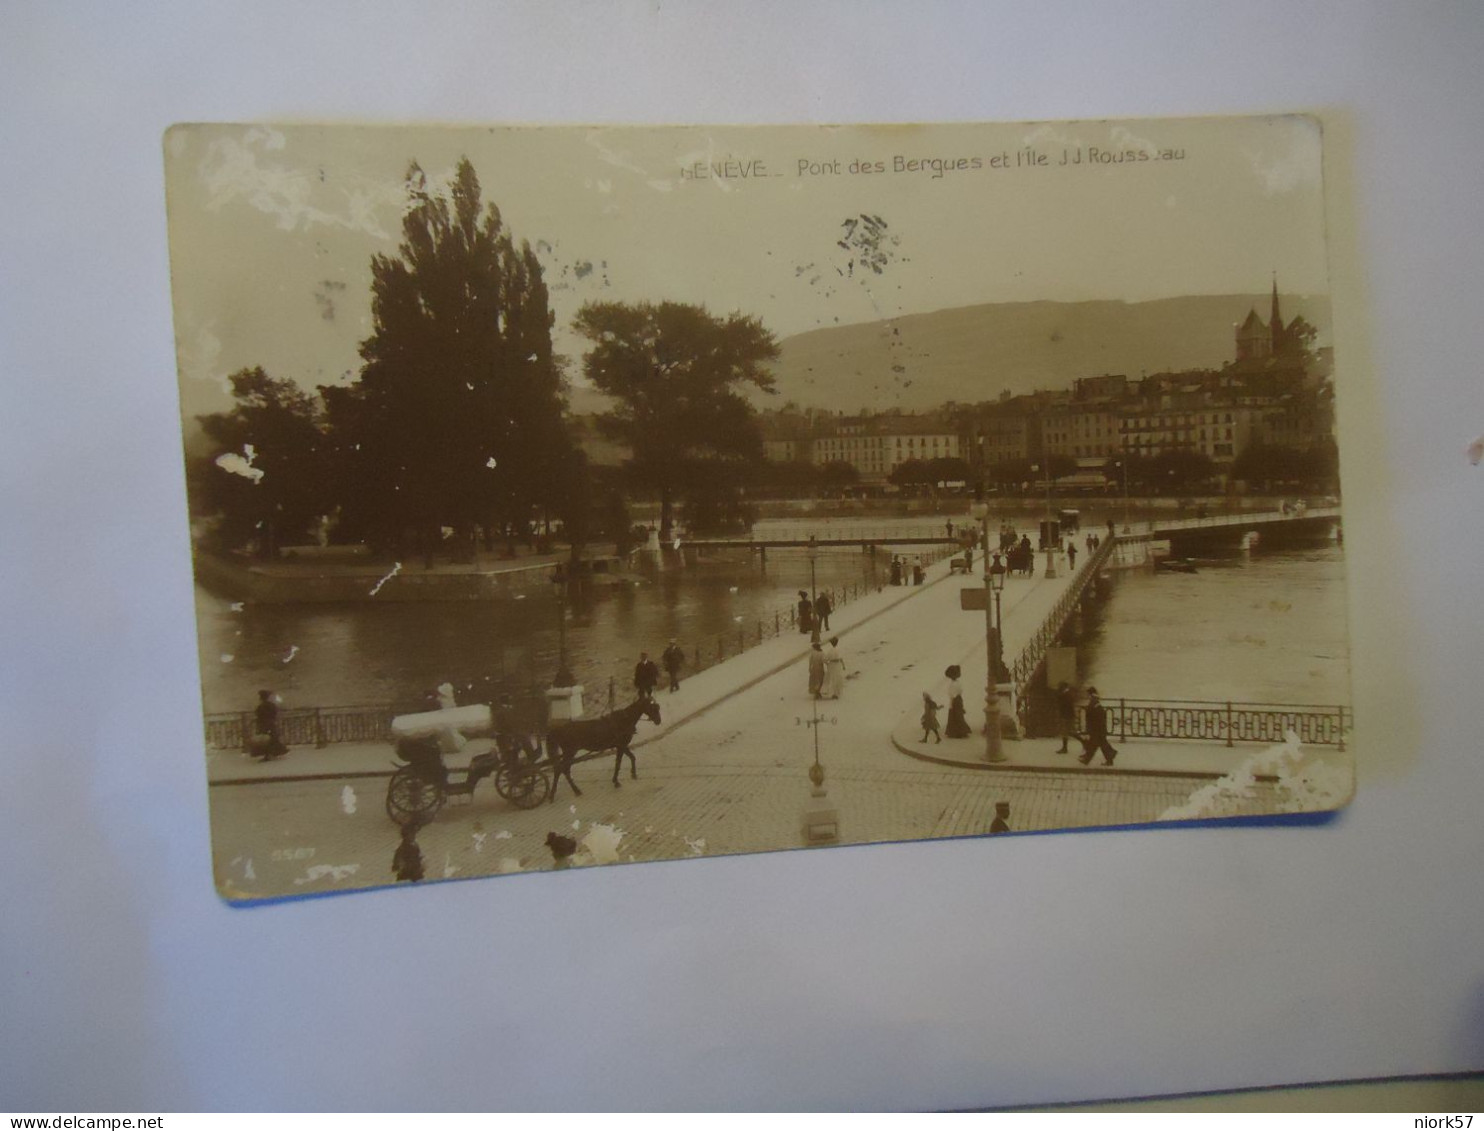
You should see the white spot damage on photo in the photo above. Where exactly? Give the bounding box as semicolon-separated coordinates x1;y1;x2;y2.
340;785;356;815
216;445;264;483
369;562;402;596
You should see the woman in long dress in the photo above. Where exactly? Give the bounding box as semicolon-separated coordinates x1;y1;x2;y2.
944;665;972;738
821;636;846;699
807;641;825;698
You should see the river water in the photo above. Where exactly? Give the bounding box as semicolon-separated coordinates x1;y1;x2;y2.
1077;543;1351;707
194;510;1350;716
194;542;890;714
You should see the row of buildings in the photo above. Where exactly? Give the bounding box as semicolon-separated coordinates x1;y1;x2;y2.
759;288;1334;488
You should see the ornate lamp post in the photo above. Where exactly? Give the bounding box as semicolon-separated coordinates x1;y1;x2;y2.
974;503;1008;763
1044;461;1059;579
551;563;574;688
807;534;820;644
990;552;1009;683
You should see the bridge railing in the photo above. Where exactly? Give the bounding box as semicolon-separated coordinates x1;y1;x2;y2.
701;521;964;544
1116;506;1341;540
1073;698;1349;749
1007;535;1119;725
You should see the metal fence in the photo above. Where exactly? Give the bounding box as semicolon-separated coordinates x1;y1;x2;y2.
206;704;398;751
1072;698;1349;749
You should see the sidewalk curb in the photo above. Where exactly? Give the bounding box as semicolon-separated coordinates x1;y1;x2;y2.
211;769;397;787
888;731;1278;781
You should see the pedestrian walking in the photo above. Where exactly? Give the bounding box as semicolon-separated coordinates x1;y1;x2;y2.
807;641;825;699
249;689;287;760
946;519;955;538
821;636;846;699
890;557;903;586
814;591;832;631
662;639;685;692
989;802;1011;835
633;651;660;699
1077;686;1119;766
1086;533;1095;554
944;665;971;738
392;819;425;882
797;590;813;634
1055;680;1077;753
1067;541;1078;569
912;559;925;586
920;692;942;743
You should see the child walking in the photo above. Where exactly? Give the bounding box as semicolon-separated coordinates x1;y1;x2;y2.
921;692;942;743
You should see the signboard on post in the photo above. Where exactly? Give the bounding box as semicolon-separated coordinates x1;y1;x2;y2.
959;587;988;611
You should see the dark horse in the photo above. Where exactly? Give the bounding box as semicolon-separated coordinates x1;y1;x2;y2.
546;697;662;802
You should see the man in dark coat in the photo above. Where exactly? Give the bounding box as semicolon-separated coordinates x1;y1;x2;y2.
250;689;287;760
1077;686;1118;766
661;639;685;693
633;652;660;699
813;591;832;631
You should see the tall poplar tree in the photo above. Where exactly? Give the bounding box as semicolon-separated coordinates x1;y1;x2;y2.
325;157;573;556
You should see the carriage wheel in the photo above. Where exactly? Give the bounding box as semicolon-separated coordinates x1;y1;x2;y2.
495;764;551;810
386;766;445;824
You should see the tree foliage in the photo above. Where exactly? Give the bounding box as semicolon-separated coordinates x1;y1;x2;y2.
573;301;778;539
196;367;329;556
324;157;574;555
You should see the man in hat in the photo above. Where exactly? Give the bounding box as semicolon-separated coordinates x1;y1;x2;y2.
989;801;1011;835
633;651;660;700
1077;686;1118;766
661;639;685;693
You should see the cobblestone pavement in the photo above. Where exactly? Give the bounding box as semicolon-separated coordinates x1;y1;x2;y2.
210;757;1256;898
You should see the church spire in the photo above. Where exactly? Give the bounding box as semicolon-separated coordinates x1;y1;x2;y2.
1270;273;1284;354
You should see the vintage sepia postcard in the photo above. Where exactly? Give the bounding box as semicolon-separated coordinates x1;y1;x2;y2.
165;116;1353;901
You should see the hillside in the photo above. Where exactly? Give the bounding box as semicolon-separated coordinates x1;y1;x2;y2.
756;293;1332;412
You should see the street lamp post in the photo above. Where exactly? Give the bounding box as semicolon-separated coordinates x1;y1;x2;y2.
1044;461;1059;579
974;503;1008;763
990;552;1009;684
551;563;574;688
807;534;820;644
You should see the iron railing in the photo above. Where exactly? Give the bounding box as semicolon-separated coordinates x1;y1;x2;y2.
206;704;398;751
1072;698;1349;750
1007;535;1118;726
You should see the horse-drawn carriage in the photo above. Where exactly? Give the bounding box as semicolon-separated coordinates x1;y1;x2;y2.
384;694;662;825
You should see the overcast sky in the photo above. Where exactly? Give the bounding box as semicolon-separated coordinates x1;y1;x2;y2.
165;115;1330;419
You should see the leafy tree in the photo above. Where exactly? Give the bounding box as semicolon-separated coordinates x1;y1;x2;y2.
926;456;970;485
817;460;860;489
679;458;756;535
573;301;778;540
889;458;932;488
325;157;573;559
1277;315;1319;367
196;367;328;557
